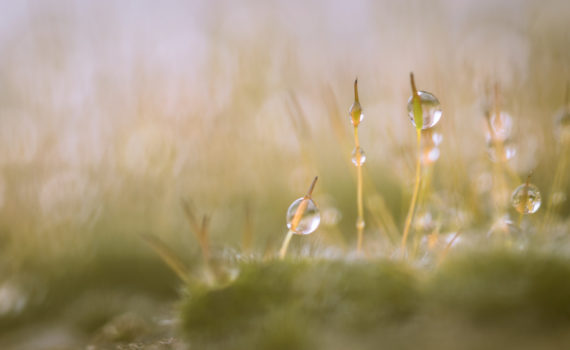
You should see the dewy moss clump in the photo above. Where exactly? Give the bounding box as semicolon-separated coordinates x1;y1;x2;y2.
181;251;570;350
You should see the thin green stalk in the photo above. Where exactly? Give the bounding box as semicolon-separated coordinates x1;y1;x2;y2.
279;230;295;259
354;126;365;252
401;128;422;253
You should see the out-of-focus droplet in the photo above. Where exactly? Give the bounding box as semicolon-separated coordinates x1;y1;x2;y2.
355;217;365;230
421;130;442;165
511;183;541;214
488;215;522;237
421;147;440;164
286;197;320;235
551;191;567;206
554;107;570;142
486;111;513;142
321;207;342;226
0;281;27;316
486;139;517;162
475;172;493;193
351;147;366;166
407;91;442;129
487;215;527;249
414;210;436;233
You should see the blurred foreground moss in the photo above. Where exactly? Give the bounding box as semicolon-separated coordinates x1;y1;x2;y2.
181;250;570;350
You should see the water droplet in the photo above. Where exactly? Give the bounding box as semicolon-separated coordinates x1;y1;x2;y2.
551;191;567;206
486;111;513;142
414;210;436;233
486;139;517;162
488;216;521;237
421;147;440;165
351;147;366;166
420;130;442;164
511;183;541;214
356;217;365;230
487;215;527;249
407;91;442;129
554;107;570;142
286;197;320;235
349;101;364;126
321;207;342;226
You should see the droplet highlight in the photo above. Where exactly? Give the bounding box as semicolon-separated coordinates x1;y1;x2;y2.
511;183;541;214
407;91;442;129
286;197;321;235
351;147;366;166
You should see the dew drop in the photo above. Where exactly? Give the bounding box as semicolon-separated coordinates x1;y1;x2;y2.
551;191;567;206
286;197;320;235
487;215;526;249
511;183;541;215
349;101;364;126
356;217;365;230
321;207;342;226
486;139;517;162
554;107;570;142
351;147;366;166
486;111;513;142
407;91;442;129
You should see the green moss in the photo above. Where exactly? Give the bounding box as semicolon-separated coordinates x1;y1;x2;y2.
181;253;570;349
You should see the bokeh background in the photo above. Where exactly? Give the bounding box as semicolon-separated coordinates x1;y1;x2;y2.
0;0;569;346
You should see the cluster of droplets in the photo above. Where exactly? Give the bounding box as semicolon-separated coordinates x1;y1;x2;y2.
406;91;443;129
420;129;443;165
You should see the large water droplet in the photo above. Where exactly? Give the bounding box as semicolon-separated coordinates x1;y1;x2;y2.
554;107;570;142
511;183;541;214
407;91;442;129
487;111;513;142
349;101;364;126
286;197;320;235
351;147;366;166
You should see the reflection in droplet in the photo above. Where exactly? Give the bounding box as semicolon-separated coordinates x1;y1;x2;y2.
511;183;541;215
407;91;442;129
286;197;320;235
351;147;366;166
349;101;364;126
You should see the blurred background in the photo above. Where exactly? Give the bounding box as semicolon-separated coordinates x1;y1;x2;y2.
0;0;569;347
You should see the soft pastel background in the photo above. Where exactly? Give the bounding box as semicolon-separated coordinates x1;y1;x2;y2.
0;0;569;348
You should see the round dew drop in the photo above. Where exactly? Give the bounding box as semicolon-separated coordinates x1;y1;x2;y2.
487;111;513;142
286;197;321;235
486;139;517;162
351;147;366;166
511;183;541;215
407;91;442;129
349;101;364;126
